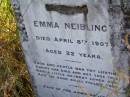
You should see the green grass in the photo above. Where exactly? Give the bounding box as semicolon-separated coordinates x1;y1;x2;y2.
0;0;34;97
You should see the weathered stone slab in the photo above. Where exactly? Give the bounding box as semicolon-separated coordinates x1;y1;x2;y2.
11;0;130;97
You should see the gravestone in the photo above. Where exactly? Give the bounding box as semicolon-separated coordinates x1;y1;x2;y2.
11;0;130;97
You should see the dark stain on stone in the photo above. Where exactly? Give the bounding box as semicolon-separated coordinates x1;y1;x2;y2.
128;34;130;44
121;0;130;15
45;4;88;15
128;56;130;65
123;16;130;29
